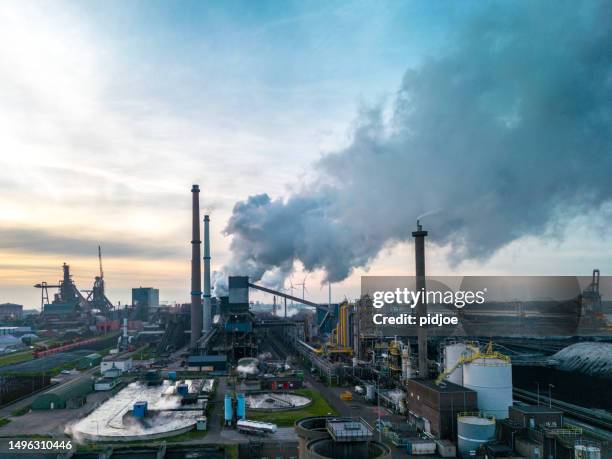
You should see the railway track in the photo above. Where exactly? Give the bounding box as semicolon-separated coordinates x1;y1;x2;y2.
513;387;612;432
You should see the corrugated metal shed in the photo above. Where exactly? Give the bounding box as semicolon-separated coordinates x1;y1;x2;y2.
32;375;93;410
77;353;102;369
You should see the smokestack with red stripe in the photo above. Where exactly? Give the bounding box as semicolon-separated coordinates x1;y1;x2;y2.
190;185;203;348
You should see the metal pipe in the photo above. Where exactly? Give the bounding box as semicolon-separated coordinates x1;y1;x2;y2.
248;282;329;312
190;185;202;348
202;214;212;334
412;220;428;378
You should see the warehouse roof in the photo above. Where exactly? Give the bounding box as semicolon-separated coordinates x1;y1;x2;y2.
44;375;93;398
511;404;562;414
187;355;227;364
31;375;93;409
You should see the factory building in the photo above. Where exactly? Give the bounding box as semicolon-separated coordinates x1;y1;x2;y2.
101;356;132;375
187;354;227;372
406;379;478;439
94;376;121;391
132;287;159;319
0;326;31;336
0;303;23;322
509;405;563;429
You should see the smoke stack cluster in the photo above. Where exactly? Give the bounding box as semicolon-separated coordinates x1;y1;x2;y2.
203;215;212;334
190;185;203;348
412;220;428;378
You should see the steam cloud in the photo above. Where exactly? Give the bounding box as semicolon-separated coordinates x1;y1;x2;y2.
224;1;612;286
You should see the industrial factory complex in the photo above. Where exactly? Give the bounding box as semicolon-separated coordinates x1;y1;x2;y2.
0;186;610;459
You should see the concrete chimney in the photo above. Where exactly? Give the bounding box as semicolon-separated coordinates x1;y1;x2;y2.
190;185;203;348
202;215;212;334
412;219;428;378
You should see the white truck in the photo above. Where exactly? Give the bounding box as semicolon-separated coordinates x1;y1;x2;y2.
236;419;278;436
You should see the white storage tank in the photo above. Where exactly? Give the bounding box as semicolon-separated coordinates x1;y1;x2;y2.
443;342;474;385
457;414;496;458
402;347;412;381
366;384;375;402
575;445;587;459
463;357;513;419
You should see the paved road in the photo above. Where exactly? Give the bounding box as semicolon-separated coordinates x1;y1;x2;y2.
265;335;413;459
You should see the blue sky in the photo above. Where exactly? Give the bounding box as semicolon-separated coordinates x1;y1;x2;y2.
1;0;610;307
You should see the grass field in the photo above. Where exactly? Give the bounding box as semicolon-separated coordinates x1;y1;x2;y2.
10;405;31;417
246;388;338;427
0;418;11;428
0;350;34;366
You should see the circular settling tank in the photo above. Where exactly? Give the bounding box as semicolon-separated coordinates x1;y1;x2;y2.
295;416;337;458
246;392;311;411
306;438;391;459
69;381;200;442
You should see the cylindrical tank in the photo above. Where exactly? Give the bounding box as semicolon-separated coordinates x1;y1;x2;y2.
575;445;587;459
443;342;474;386
401;348;412;380
295;416;335;459
463;357;512;419
177;383;189;396
224;394;233;424
236;393;246;419
306;438;391;459
457;415;496;458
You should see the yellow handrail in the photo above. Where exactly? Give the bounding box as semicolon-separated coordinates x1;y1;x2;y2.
435;341;510;385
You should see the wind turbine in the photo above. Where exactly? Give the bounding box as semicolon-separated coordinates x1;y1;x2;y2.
288;278;297;306
295;275;309;300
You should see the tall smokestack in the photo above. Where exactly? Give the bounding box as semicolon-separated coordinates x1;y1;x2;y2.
202;215;212;334
190;185;203;348
412;220;428;378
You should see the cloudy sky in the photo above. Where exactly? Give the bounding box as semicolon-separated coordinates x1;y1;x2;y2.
1;0;611;308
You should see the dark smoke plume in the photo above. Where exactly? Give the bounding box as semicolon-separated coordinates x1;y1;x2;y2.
224;1;612;287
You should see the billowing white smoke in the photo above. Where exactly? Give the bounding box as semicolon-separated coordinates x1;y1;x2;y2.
212;270;228;296
273;304;301;318
222;1;612;287
236;363;259;375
